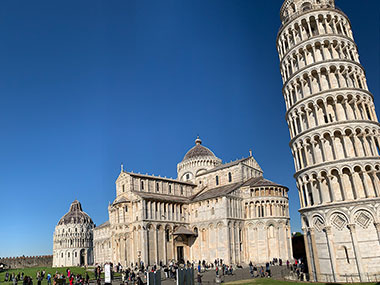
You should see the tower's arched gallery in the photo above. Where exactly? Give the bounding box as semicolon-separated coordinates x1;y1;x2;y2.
277;0;380;282
93;138;293;266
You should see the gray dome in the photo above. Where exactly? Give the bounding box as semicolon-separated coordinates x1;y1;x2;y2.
58;200;94;226
183;137;216;161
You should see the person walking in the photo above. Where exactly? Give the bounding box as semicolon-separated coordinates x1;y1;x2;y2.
197;272;202;285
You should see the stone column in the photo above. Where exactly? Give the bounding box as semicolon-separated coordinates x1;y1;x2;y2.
347;224;364;282
374;223;380;246
323;226;337;282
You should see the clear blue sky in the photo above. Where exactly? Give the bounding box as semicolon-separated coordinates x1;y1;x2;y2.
0;0;378;257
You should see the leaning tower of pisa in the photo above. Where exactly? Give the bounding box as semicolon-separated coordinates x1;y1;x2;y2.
277;0;380;282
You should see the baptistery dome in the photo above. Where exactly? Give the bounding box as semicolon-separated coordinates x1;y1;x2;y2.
53;200;94;267
58;200;94;225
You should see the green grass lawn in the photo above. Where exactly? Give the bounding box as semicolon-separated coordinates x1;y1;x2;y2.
225;278;380;285
0;267;102;284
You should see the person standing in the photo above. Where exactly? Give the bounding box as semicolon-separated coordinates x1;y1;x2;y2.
197;272;202;285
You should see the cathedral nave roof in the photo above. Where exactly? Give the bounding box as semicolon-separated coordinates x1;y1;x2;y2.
190;182;243;202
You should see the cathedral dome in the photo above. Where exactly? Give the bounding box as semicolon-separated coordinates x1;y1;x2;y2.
183;137;216;161
57;200;94;226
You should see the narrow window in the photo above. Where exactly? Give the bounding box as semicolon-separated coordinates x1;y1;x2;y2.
211;207;215;215
125;206;128;212
122;184;125;192
141;181;144;190
61;253;63;258
180;186;183;195
68;252;70;257
365;106;372;120
75;252;77;258
195;210;198;218
216;176;219;186
166;229;170;242
343;246;350;263
156;182;159;192
186;173;190;180
228;172;232;182
169;184;172;193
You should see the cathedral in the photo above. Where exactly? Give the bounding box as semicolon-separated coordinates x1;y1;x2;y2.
277;0;380;282
93;137;293;266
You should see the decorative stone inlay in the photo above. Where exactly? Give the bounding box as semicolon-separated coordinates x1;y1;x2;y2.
354;211;372;229
313;217;324;232
331;214;347;230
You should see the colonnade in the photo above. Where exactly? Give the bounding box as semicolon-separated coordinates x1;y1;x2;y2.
297;163;380;208
281;38;359;83
278;10;353;58
145;201;186;222
287;92;377;138
284;64;368;110
292;127;380;172
245;201;289;218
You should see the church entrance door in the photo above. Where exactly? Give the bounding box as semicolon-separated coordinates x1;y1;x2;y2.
80;249;86;266
177;246;184;264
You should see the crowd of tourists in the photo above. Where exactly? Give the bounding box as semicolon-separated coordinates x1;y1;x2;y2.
3;269;92;285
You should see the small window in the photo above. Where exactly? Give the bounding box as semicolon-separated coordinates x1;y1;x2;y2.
68;252;70;257
216;176;219;186
228;172;232;182
166;229;170;242
156;182;159;192
122;184;125;192
75;252;77;258
180;186;184;195
195;210;198;218
61;253;63;258
125;206;128;212
211;207;215;215
141;181;144;190
186;173;190;180
169;184;172;193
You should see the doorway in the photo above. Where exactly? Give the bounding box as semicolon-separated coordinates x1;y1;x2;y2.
177;246;184;264
80;249;85;266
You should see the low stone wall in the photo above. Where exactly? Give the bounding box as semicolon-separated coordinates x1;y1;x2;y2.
0;255;53;269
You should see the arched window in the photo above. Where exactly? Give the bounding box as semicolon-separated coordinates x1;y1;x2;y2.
61;253;63;258
301;2;312;12
125;206;128;212
186;173;190;180
216;176;219;186
68;252;70;257
228;172;232;182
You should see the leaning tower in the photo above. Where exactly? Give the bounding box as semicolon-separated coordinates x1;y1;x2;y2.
277;0;380;282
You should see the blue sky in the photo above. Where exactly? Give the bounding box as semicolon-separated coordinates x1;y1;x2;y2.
0;0;378;257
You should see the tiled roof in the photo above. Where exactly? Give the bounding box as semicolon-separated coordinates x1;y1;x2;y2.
126;172;196;186
242;177;288;189
95;221;110;229
198;157;251;176
132;191;190;203
191;182;243;202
